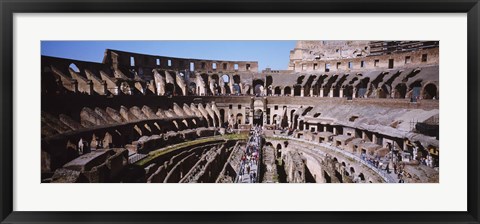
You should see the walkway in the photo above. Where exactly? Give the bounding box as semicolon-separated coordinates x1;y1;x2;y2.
235;126;263;183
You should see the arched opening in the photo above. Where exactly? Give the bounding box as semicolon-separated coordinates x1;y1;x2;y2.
254;84;263;96
409;80;423;100
284;86;292;96
200;73;211;95
323;75;339;97
69;63;80;73
304;75;317;97
221;74;231;94
276;143;282;158
423;83;438;99
323;171;331;183
266;76;273;95
281;112;289;129
297;75;305;85
333;75;347;97
343;85;353;98
219;109;225;126
394;83;407;99
211;74;221;95
189;82;197;95
236;113;243;125
165;83;175;96
253;79;264;96
293;114;299;130
379;84;390;98
253;109;263;126
293;85;301;96
358;173;365;181
350;167;355;174
272;114;278;125
334;170;343;183
274;86;281;95
356;77;370;98
290;110;296;124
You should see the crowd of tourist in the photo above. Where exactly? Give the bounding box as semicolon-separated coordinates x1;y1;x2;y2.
237;125;263;183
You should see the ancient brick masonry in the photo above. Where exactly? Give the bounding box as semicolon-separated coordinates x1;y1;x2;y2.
41;41;439;183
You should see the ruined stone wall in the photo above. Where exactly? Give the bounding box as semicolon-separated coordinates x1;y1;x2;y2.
266;137;385;183
289;41;439;72
104;49;259;75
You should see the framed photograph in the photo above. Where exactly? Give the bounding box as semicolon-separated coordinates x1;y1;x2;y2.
1;0;479;223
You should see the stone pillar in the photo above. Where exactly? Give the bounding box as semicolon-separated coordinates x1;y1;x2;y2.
101;80;108;95
339;88;344;98
320;88;324;97
301;87;305;97
71;80;78;93
333;127;337;135
372;134;377;144
353;88;357;99
310;88;314;97
264;97;268;126
116;82;123;95
87;80;94;95
181;83;187;96
281;88;285;96
329;88;334;98
362;131;366;140
323;125;327;132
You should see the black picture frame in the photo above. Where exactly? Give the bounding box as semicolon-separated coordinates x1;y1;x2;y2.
1;0;479;223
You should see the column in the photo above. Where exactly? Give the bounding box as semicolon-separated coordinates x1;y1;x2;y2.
87;80;94;95
320;88;324;97
301;87;305;97
70;80;78;93
339;88;344;98
101;80;108;95
263;97;268;126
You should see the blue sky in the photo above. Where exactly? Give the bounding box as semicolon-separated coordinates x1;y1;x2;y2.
41;41;296;70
